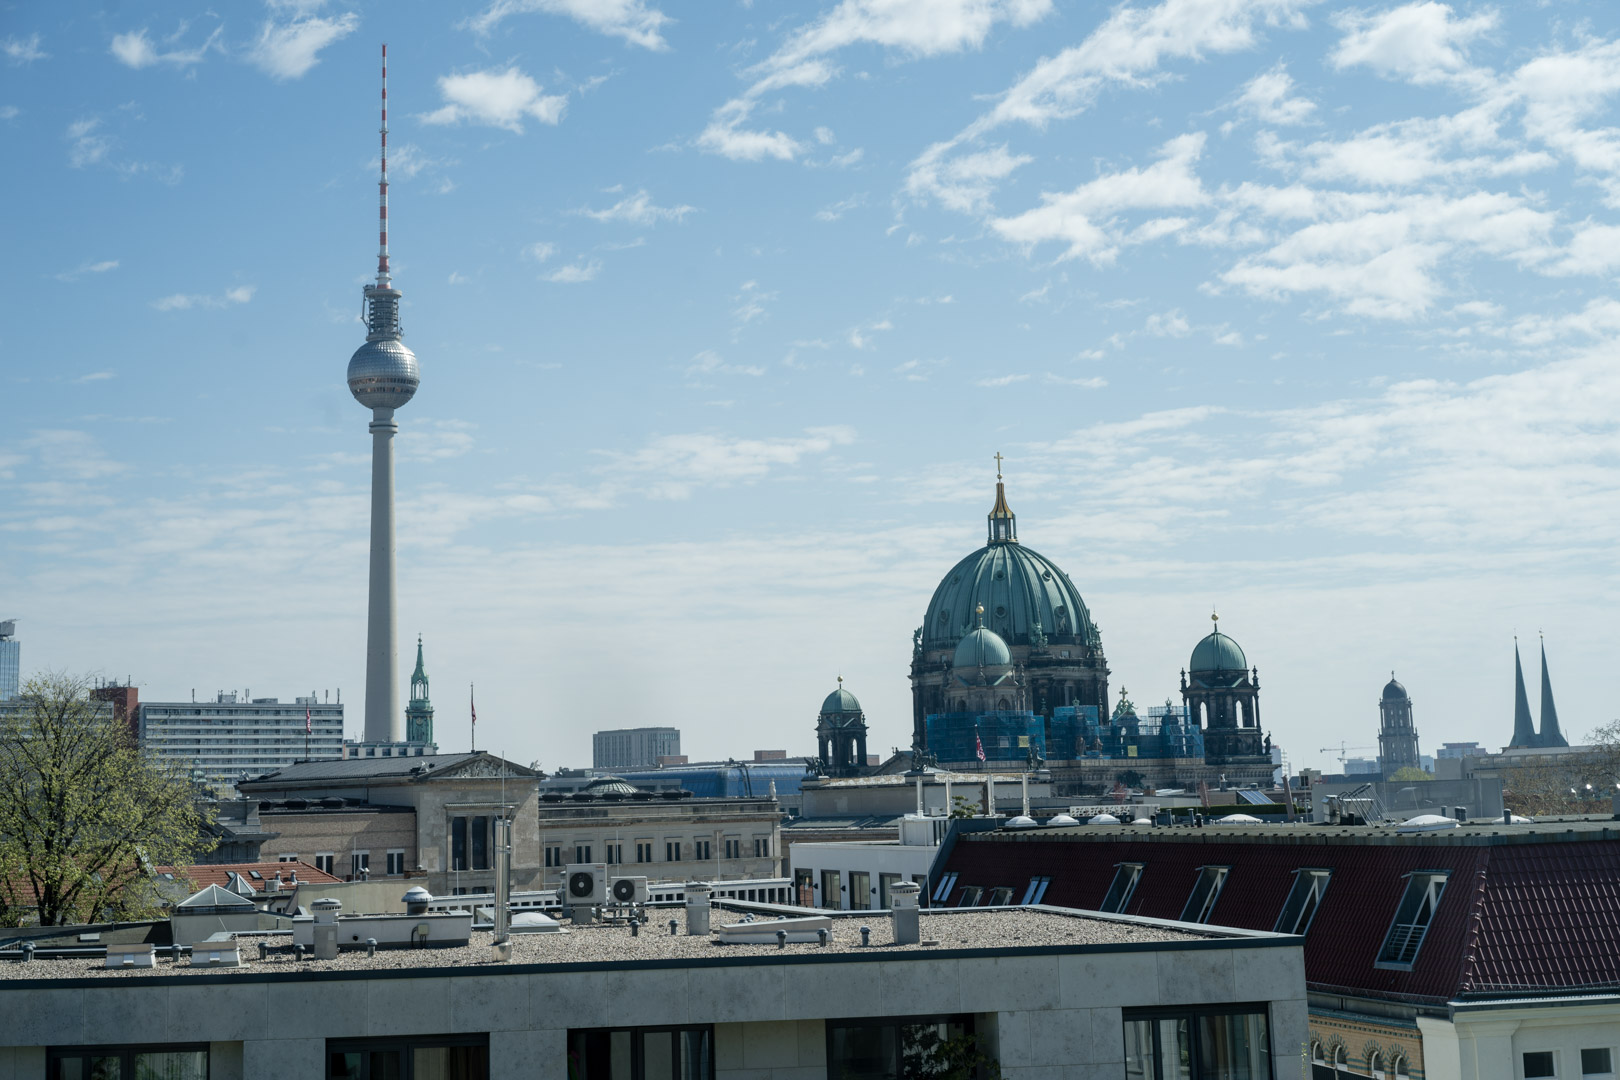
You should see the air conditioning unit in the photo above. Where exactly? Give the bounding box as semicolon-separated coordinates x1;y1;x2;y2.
564;863;608;906
609;875;649;904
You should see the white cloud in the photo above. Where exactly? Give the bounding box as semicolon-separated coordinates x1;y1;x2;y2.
1044;374;1108;388
908;0;1315;207
465;0;672;51
686;349;765;378
814;193;866;222
978;373;1030;387
152;285;257;311
66;119;113;168
55;259;120;282
1543;223;1620;277
448;271;471;285
699;0;1052;162
525;242;557;262
1329;1;1496;86
1280;106;1554;187
990;133;1209;263
545;261;602;283
0;106;19;121
1235;63;1316;125
3;33;47;64
248;14;356;79
1507;39;1620;204
109;26;222;70
581;189;695;225
74;371;117;384
596;426;855;499
1145;310;1192;337
905;145;1031;215
421;67;567;132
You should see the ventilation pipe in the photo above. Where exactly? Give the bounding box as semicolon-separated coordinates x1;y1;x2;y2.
492;817;512;960
890;880;921;945
312;898;341;960
685;882;711;935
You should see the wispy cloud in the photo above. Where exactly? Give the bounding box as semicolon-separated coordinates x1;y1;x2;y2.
580;189;695;225
687;349;765;378
65;119;114;168
74;371;117;384
464;0;672;51
248;13;358;80
109;25;222;70
815;193;866;222
152;285;257;311
978;373;1030;387
55;259;120;282
3;33;48;65
420;67;567;131
545;261;601;284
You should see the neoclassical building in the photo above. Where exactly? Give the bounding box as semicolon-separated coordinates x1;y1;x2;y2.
910;475;1109;753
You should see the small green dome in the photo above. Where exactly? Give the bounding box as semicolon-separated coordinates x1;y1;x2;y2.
954;626;1012;672
821;686;863;715
1382;676;1407;701
1190;630;1247;673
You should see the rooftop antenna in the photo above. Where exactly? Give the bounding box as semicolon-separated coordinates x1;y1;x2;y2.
377;43;391;288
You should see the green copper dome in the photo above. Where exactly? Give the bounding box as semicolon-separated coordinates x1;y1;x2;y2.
954;625;1012;673
922;543;1096;651
1190;630;1247;673
821;686;863;715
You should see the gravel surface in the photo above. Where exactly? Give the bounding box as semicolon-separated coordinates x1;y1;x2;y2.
0;909;1215;981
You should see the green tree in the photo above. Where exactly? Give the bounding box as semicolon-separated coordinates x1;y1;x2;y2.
0;673;214;926
902;1026;1002;1080
1388;766;1431;782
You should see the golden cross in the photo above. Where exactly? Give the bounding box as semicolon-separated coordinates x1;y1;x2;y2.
994;451;1004;480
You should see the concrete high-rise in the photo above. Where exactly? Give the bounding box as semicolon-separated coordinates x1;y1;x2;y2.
346;44;419;744
0;620;18;701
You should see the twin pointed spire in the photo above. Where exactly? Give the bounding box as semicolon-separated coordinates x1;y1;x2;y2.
1510;636;1568;748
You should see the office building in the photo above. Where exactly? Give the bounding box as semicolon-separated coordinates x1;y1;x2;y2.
139;692;344;791
592;726;680;770
0;620;18;701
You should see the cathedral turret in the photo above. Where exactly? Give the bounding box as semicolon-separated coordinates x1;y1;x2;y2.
405;635;434;744
987;452;1017;545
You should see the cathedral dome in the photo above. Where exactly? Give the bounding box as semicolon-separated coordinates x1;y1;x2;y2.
1382;676;1408;701
923;543;1095;652
821;686;862;715
954;626;1012;673
1190;630;1247;673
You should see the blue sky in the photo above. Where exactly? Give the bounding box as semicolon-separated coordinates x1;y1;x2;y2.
5;0;1620;773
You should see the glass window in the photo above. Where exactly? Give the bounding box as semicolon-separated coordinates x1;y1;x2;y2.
931;873;958;902
567;1026;712;1080
327;1036;488;1080
451;818;467;872
850;871;872;910
1583;1049;1613;1077
1122;1005;1270;1080
826;1014;972;1080
1274;871;1331;936
1181;868;1230;924
821;870;843;910
879;873;901;909
1376;872;1448;968
50;1046;209;1080
955;886;983;908
1101;864;1144;913
472;818;490;871
1021;877;1052;905
1525;1053;1556;1079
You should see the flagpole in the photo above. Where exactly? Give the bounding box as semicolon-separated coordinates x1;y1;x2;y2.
470;682;476;753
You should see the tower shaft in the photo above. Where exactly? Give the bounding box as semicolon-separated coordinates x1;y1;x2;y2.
364;408;400;742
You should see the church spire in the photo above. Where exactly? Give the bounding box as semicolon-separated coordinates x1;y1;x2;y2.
987;452;1018;545
1509;639;1537;748
405;634;434;745
1538;635;1568;748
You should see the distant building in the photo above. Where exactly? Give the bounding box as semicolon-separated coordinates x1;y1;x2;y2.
404;635;434;745
1377;674;1421;776
1436;741;1481;759
814;677;868;776
139;692;344;791
1345;757;1380;775
592;726;680;770
0;619;18;701
1509;637;1569;748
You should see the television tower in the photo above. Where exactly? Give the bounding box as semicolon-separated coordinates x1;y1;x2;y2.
347;43;419;743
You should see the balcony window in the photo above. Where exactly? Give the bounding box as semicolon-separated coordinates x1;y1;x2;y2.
1274;870;1331;936
1123;1005;1270;1080
1375;872;1448;968
1180;867;1230;924
1101;864;1143;913
826;1014;972;1080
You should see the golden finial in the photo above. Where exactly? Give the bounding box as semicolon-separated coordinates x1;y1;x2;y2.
994;451;1004;480
837;674;843;686
1211;609;1219;626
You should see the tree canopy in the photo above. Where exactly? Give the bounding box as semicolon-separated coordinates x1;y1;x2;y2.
0;673;214;926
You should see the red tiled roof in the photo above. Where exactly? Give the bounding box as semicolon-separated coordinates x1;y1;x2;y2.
940;831;1620;1002
154;861;340;893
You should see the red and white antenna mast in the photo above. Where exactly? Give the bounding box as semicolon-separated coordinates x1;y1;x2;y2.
377;42;391;288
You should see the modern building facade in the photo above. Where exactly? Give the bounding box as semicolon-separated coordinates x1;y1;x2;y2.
0;620;17;701
1377;674;1422;776
592;726;681;770
139;693;344;791
0;901;1306;1080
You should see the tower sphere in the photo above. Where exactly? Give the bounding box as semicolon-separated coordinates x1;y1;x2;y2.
348;336;419;410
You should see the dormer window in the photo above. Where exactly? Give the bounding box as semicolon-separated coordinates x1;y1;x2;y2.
1180;866;1230;924
1274;869;1331;936
1376;871;1449;968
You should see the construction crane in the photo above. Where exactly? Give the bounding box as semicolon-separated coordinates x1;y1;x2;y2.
1319;742;1376;770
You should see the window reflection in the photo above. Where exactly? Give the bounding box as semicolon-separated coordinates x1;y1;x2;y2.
1122;1006;1271;1080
